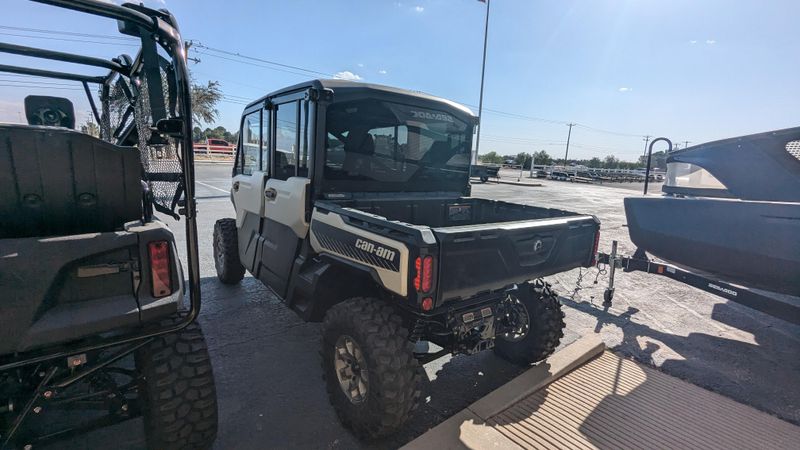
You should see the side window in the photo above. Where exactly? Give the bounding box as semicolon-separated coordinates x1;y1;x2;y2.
274;101;298;180
298;101;310;177
241;111;261;176
261;107;270;174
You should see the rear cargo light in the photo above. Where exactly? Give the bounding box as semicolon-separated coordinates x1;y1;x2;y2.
148;240;172;298
421;297;433;311
589;230;601;266
414;255;434;293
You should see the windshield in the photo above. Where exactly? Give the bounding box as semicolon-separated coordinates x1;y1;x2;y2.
324;99;471;192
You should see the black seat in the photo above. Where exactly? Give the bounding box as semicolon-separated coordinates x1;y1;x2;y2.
0;124;143;238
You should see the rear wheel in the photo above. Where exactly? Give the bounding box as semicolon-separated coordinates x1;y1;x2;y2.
213;218;245;284
320;298;421;439
480;176;489;183
135;315;218;450
494;280;565;365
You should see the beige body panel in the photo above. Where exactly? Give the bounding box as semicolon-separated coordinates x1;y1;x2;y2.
309;208;409;296
264;177;310;238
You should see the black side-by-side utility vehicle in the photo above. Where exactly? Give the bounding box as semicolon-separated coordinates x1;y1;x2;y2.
214;79;600;438
0;1;216;448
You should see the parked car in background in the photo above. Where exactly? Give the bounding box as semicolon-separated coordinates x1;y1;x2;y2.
194;138;236;156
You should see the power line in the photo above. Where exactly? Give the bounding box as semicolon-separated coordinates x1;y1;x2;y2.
194;51;321;79
0;25;137;41
0;83;83;91
0;31;138;47
191;42;330;77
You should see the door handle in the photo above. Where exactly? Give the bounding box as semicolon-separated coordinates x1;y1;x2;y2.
264;187;277;200
232;181;240;192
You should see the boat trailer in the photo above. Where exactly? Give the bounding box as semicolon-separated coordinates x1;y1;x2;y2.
598;240;800;326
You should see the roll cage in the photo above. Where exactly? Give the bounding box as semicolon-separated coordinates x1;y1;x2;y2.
0;0;201;371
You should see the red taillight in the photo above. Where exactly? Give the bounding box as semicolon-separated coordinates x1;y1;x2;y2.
421;256;433;292
589;230;600;266
148;240;172;298
414;257;422;291
413;255;434;293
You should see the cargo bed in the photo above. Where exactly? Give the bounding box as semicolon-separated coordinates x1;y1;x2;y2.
324;196;600;302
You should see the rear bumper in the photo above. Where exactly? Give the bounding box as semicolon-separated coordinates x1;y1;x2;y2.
0;220;183;356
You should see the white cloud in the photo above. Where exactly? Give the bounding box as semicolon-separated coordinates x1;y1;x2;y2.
378;69;387;75
357;63;364;68
689;40;698;45
414;6;424;12
705;39;716;44
618;87;632;92
333;71;363;81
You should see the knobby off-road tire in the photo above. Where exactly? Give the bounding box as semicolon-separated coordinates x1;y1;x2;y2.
321;298;421;439
213;218;245;284
135;315;218;450
494;280;566;365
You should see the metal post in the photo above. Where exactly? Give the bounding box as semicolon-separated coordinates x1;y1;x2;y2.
644;137;672;195
563;123;574;170
472;0;491;165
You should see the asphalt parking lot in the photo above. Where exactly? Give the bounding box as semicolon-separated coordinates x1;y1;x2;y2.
74;162;800;449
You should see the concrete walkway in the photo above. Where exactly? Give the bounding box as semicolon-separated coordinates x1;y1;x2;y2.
404;336;800;449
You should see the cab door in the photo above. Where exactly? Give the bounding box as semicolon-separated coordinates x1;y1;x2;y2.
231;108;267;272
255;92;312;297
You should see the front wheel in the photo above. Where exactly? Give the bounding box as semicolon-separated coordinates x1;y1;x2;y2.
480;176;489;183
213;218;245;284
494;280;565;365
320;298;421;439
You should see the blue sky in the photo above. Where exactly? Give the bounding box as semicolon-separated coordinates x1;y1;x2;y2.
1;0;797;161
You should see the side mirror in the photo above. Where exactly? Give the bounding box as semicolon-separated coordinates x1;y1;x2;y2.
155;118;185;138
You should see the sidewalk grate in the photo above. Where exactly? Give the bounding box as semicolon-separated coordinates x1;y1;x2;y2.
489;352;800;450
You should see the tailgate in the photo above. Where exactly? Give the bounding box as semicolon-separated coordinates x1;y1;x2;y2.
433;215;599;301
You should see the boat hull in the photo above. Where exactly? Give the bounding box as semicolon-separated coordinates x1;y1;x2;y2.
624;196;800;296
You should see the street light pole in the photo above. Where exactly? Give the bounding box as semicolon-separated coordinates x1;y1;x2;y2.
472;0;491;165
563;123;574;170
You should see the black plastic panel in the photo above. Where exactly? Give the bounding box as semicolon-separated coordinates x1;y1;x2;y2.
434;217;598;302
0;124;142;238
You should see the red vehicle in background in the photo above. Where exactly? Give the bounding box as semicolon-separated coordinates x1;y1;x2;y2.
194;138;235;156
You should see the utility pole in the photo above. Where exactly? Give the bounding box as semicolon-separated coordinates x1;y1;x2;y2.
683;140;691;149
642;135;651;157
472;0;491;165
563;123;574;170
185;40;201;64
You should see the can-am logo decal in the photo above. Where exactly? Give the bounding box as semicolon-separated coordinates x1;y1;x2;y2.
355;239;397;261
410;110;454;123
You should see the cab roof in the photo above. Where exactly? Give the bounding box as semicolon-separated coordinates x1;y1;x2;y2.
244;79;476;119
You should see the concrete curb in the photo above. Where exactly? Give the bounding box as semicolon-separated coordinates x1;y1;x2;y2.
402;335;606;450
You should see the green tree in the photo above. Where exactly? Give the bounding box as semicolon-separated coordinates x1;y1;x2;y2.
588;157;602;168
515;152;532;169
479;151;503;164
191;80;222;126
80;118;100;137
603;155;619;169
531;150;553;166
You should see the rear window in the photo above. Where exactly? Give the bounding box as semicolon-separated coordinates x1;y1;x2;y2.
324;99;471;192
